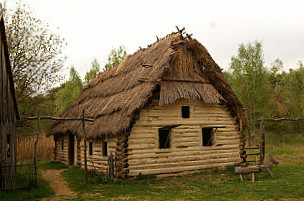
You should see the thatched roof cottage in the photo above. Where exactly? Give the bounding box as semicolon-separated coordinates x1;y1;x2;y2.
50;31;247;178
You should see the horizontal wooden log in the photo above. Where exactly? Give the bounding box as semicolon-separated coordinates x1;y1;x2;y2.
129;161;237;176
129;157;239;170
258;117;304;122
128;147;239;159
25;116;94;122
234;166;260;174
129;152;239;166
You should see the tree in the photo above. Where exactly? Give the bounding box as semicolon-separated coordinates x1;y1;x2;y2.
104;46;127;70
228;41;273;120
55;66;83;115
4;1;66;103
84;58;100;84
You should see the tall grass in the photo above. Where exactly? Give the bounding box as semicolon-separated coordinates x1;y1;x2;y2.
17;132;55;162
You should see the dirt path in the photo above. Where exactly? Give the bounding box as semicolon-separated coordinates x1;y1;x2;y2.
41;169;77;201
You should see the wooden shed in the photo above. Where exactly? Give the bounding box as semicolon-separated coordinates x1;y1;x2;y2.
0;8;20;181
50;31;247;178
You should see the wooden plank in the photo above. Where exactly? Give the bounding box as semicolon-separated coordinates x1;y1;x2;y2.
129;152;239;166
129;161;237;176
128;147;239;159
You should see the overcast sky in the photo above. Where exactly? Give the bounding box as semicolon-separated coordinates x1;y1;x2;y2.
4;0;304;79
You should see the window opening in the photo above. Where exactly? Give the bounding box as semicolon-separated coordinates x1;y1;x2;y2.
159;128;170;149
89;142;93;155
61;138;64;150
202;128;213;146
102;141;108;157
6;134;11;158
182;106;190;118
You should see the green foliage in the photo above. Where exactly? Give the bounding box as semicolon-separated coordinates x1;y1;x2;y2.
104;46;127;70
4;0;66;103
55;66;83;115
228;41;273;120
84;58;100;84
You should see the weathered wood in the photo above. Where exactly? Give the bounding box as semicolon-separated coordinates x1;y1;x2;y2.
141;64;153;68
82;110;88;184
258;117;304;122
129;161;236;176
34;111;41;187
108;153;114;181
128;152;239;166
234;166;260;174
161;79;210;84
260;117;265;164
25;116;94;122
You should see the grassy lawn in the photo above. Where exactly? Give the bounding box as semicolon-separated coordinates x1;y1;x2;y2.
61;132;304;201
0;177;54;201
0;161;66;201
1;132;303;201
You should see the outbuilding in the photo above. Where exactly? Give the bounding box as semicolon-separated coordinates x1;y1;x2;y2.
0;8;20;184
50;31;247;178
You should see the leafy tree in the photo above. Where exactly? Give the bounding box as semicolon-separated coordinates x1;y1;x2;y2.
228;41;273;120
55;66;83;115
3;0;66;104
84;58;100;84
104;46;127;70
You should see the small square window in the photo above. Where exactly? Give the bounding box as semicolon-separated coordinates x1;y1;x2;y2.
102;141;108;157
202;128;213;146
89;142;93;155
182;106;190;118
159;128;170;149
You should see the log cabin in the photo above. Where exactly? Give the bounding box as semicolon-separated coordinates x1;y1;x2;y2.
0;7;20;182
50;31;248;178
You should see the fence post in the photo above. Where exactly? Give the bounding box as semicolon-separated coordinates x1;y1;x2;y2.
260;116;265;164
34;111;41;187
82;110;88;184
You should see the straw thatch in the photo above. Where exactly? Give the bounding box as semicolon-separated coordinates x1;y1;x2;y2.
50;31;247;138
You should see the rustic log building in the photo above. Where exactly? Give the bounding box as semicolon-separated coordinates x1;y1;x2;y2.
50;31;247;178
0;8;20;179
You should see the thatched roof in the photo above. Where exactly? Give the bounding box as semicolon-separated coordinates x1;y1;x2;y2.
50;31;247;138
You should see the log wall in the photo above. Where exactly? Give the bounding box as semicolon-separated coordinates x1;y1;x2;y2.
0;31;18;170
128;100;241;176
78;137;117;172
54;135;69;165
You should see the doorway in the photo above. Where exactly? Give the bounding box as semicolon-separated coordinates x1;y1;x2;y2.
68;134;75;166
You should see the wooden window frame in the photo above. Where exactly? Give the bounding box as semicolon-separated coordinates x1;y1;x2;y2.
6;134;11;158
102;141;108;157
181;106;190;119
202;127;214;147
89;142;93;155
158;128;171;149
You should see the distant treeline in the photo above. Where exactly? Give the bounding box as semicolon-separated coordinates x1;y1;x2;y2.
225;41;304;133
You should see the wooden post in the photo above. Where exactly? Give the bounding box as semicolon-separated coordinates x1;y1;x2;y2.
108;153;114;181
247;127;251;147
82;110;88;184
260;116;265;164
34;111;41;187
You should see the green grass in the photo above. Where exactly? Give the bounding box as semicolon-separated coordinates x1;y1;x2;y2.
38;160;68;170
0;161;63;201
59;131;304;200
61;163;304;201
0;177;54;201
